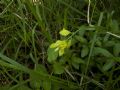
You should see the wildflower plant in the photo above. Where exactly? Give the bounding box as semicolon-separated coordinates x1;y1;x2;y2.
47;28;72;74
48;28;71;60
47;28;85;74
50;28;71;56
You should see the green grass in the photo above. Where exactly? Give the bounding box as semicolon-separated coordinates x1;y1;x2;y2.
0;0;120;90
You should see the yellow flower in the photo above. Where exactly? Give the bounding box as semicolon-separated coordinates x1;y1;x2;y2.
59;28;71;36
50;40;71;56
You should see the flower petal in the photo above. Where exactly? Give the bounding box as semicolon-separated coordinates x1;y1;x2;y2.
59;49;65;56
50;43;57;48
59;28;71;36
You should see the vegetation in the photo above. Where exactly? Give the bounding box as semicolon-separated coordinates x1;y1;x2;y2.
0;0;120;90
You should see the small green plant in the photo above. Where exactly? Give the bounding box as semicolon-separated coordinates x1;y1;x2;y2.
47;27;86;74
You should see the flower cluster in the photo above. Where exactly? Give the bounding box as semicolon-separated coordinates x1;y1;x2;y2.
50;28;71;56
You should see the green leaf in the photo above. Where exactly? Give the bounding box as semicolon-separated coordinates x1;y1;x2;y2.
72;56;84;64
110;20;119;32
43;80;51;90
30;64;47;89
75;35;87;44
71;56;84;69
72;62;79;70
104;41;115;47
113;43;120;56
96;39;102;47
30;76;41;89
53;62;64;74
16;85;31;90
110;57;120;62
102;60;114;71
81;46;89;58
35;64;47;74
47;47;58;63
93;47;113;57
